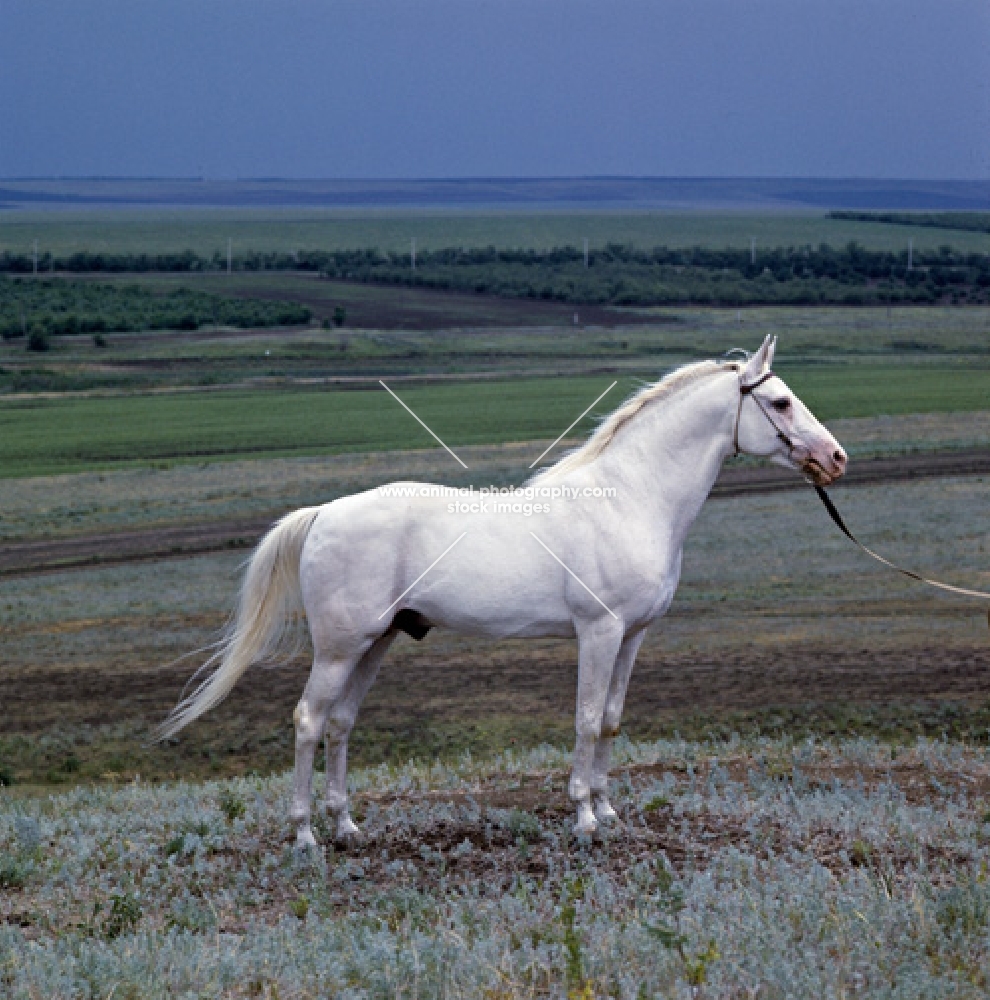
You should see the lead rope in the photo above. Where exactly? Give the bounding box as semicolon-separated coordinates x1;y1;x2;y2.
736;371;990;622
813;484;990;618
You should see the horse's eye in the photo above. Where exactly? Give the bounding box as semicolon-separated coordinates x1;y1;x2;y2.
771;398;791;413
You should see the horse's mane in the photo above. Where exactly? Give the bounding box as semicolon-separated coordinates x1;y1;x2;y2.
529;359;742;483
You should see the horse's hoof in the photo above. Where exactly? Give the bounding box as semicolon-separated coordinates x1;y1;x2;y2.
594;799;619;823
573;820;598;839
573;808;599;838
335;815;364;849
295;826;318;850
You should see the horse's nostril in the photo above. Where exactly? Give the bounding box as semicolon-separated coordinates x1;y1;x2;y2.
834;450;846;464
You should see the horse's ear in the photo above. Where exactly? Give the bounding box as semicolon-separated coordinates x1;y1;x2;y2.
741;334;774;383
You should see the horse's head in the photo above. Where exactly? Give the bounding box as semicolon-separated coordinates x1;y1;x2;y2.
734;335;847;487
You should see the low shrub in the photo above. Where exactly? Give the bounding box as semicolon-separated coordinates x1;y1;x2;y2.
26;326;49;352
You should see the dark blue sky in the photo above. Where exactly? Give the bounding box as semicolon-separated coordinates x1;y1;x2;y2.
2;0;988;180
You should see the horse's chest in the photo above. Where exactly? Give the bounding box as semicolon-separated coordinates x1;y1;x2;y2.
623;549;680;623
647;580;678;619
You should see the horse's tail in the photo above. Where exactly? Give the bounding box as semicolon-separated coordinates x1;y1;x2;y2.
156;505;322;741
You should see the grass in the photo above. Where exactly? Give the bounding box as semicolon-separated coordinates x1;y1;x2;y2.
1;362;989;477
5;207;990;256
1;411;987;543
779;364;990;419
4;736;990;997
0;376;623;478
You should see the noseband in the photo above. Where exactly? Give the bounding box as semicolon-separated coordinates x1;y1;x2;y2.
732;370;795;457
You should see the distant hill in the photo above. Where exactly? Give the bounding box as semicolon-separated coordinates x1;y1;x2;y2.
1;177;987;212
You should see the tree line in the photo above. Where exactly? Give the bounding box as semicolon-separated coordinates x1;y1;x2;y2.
829;211;990;235
0;277;312;347
2;242;988;308
313;243;990;306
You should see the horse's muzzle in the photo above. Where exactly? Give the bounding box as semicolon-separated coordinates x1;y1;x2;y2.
801;457;844;487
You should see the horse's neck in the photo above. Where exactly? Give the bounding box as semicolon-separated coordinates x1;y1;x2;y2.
593;373;735;543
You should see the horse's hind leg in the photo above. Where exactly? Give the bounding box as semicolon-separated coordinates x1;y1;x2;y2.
324;630;396;844
290;654;362;848
591;627;646;823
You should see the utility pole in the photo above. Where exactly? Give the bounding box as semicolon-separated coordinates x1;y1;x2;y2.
907;238;913;271
411;238;416;271
583;237;589;269
33;240;38;276
227;238;232;275
750;237;756;266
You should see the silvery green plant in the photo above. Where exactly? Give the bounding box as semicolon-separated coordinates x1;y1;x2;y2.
2;736;990;998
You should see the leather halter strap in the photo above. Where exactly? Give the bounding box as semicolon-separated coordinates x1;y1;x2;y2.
739;371;776;395
733;370;794;456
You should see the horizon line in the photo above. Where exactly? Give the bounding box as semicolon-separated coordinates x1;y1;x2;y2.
2;174;988;185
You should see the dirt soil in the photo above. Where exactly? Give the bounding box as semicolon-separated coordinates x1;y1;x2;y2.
4;639;988;738
4;448;988;577
2;626;988;787
232;277;648;330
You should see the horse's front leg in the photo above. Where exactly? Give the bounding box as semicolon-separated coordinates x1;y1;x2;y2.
569;616;625;836
591;627;646;823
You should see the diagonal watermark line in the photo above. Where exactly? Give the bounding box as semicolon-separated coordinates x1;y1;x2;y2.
529;532;618;620
377;531;468;621
528;381;618;469
379;380;469;469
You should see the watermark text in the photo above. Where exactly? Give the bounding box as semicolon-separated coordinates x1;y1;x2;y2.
375;483;617;517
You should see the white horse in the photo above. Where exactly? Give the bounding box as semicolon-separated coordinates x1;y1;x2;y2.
160;335;847;845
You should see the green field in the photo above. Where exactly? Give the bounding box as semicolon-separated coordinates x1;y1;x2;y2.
4;207;990;257
2;363;989;478
0;377;626;477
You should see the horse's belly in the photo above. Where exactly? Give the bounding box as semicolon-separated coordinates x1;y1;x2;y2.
412;584;576;640
430;612;575;640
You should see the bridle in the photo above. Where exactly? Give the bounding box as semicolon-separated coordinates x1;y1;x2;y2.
732;369;795;459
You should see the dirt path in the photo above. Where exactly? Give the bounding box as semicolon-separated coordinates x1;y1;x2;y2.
3;448;989;577
6;638;988;738
3;628;988;786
